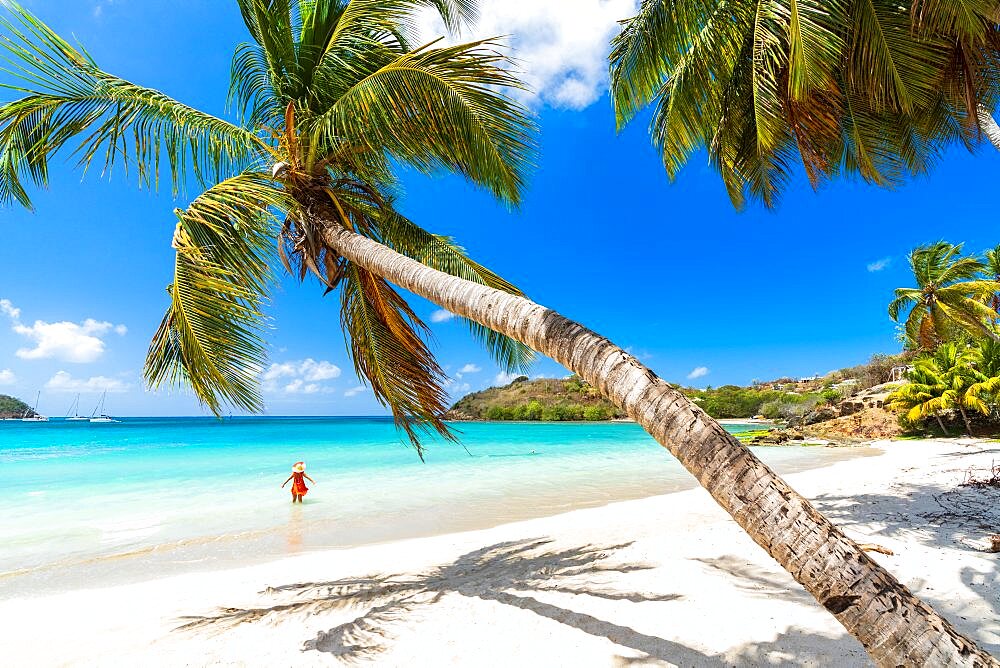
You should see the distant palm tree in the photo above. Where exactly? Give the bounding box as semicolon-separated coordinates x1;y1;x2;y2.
964;339;1000;423
888;242;998;349
609;0;1000;208
930;342;980;435
889;342;995;435
886;360;951;434
0;2;991;664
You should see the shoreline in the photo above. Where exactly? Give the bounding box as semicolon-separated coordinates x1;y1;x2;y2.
2;438;998;664
0;441;871;599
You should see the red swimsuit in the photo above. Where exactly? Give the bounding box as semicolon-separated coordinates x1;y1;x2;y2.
290;471;309;496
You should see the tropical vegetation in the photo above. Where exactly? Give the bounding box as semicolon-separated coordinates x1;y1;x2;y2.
0;1;992;663
887;242;1000;435
449;376;624;421
610;0;1000;209
889;242;998;349
0;394;29;418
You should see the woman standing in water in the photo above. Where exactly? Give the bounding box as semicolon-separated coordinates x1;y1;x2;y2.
281;461;315;503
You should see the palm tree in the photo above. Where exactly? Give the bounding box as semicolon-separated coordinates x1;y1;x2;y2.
0;2;992;664
963;339;1000;424
609;0;1000;209
886;360;951;434
888;342;998;435
888;242;998;349
930;342;981;435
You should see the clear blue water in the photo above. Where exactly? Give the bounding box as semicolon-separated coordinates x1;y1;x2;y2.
0;417;873;596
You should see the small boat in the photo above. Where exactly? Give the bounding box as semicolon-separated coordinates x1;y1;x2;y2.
89;391;118;423
21;391;49;422
65;394;89;421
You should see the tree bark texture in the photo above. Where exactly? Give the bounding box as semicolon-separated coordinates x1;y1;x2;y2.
978;105;1000;151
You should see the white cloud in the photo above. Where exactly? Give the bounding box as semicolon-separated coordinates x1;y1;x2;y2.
444;377;472;394
417;0;639;109
284;380;321;395
0;299;20;320
430;309;456;323
301;359;341;381
687;366;709;380
867;257;891;272
93;0;114;18
262;362;298;381
261;358;341;395
459;363;482;374
45;371;129;394
0;369;15;386
12;317;127;364
1;299;126;364
494;371;520;386
344;385;367;398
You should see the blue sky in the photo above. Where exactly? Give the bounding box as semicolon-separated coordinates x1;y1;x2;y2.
1;1;998;417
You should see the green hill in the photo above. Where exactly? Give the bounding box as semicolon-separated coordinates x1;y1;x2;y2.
448;353;910;423
0;394;31;419
448;376;625;421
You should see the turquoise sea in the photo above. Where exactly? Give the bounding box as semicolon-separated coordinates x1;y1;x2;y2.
0;417;873;597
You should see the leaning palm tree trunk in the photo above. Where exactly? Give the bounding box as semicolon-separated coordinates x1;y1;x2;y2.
979;105;1000;151
321;222;995;666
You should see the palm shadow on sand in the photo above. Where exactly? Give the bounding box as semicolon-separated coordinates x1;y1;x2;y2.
810;477;1000;656
176;538;861;664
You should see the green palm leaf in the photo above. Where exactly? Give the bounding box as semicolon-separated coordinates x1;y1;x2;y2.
340;262;455;458
0;2;267;207
145;174;291;414
611;0;999;209
308;38;537;206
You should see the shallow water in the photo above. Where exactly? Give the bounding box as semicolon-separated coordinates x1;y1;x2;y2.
0;417;875;597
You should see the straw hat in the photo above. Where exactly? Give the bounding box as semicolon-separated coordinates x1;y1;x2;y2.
292;461;305;473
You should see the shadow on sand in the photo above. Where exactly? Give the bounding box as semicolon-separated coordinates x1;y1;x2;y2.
177;538;863;665
810;474;1000;656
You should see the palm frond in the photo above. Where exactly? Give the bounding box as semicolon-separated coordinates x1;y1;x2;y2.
888;289;920;321
145;173;291;415
331;0;477;49
0;2;267;207
340;262;455;457
308;38;536;206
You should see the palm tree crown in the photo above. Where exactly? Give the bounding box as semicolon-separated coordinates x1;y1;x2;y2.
888;241;998;349
609;0;1000;209
0;0;537;455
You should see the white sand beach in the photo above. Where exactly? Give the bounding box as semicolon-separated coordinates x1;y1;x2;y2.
2;438;998;666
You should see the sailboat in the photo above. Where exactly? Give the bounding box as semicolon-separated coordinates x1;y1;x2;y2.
65;394;89;421
89;391;118;423
21;391;49;422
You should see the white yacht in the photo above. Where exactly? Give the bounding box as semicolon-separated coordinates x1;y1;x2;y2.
21;392;49;422
65;394;89;421
89;391;118;423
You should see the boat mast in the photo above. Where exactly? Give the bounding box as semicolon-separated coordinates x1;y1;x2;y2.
91;391;106;418
24;391;40;418
66;393;80;418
